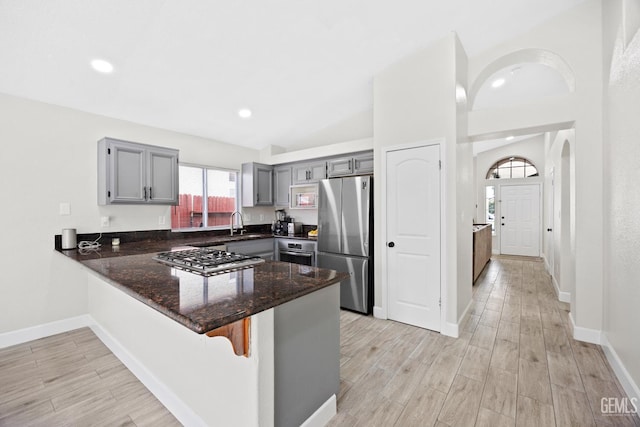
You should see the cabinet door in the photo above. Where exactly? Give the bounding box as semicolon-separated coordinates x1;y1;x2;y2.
308;162;327;182
353;154;374;175
292;165;311;184
326;157;353;177
109;141;146;203
274;166;292;206
255;165;274;205
147;148;179;205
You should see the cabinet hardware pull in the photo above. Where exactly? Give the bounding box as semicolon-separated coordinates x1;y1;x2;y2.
149;187;153;200
348;159;352;171
143;187;147;200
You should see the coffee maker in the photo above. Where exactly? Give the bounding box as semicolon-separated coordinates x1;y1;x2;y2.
272;209;289;235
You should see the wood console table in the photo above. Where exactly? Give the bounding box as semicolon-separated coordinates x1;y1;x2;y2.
473;224;492;283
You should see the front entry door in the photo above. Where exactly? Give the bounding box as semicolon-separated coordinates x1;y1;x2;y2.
386;144;441;331
500;184;541;257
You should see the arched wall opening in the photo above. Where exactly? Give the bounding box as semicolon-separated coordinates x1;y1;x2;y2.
469;48;575;112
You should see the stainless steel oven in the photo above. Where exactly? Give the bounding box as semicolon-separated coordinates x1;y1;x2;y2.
276;239;316;267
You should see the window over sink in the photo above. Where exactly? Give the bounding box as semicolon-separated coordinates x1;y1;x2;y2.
172;164;239;230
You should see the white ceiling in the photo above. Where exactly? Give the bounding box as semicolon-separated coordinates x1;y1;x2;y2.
0;0;585;150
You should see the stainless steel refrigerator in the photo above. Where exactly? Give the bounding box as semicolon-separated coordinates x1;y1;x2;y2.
317;176;373;314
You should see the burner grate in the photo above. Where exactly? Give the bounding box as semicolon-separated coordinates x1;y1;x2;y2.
153;247;264;276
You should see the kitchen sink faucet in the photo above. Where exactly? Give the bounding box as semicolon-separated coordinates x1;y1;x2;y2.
230;211;245;236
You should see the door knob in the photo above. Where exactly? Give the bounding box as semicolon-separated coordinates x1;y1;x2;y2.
388;242;395;248
547;228;552;232
501;223;505;226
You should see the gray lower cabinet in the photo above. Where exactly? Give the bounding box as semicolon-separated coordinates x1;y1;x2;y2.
241;162;273;207
226;238;274;260
274;166;292;206
326;153;373;177
292;161;326;184
98;137;179;205
274;284;340;427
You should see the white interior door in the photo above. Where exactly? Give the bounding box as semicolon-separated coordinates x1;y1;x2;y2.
386;144;441;331
500;184;541;257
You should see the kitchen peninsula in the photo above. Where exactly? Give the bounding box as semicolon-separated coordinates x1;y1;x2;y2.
56;231;347;427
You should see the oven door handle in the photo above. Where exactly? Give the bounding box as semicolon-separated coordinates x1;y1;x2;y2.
280;251;313;258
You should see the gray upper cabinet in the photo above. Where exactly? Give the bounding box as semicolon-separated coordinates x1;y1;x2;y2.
98;138;179;205
292;161;326;184
274;166;292;206
242;162;273;207
326;153;373;177
353;153;374;175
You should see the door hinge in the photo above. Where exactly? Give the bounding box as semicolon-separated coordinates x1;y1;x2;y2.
107;190;111;198
439;298;441;308
107;148;111;155
439;160;442;170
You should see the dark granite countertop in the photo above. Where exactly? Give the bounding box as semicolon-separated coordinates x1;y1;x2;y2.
56;235;347;334
56;231;275;260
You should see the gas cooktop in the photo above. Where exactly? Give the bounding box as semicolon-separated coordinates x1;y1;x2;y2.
153;247;264;276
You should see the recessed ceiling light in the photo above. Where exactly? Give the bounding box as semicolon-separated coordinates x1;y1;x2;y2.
506;136;515;141
91;59;114;74
491;78;506;88
238;108;252;119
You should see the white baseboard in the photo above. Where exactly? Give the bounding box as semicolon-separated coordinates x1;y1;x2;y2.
373;306;386;319
89;322;206;427
441;322;459;338
300;394;336;427
459;299;473;325
601;334;640;403
569;312;602;344
551;275;571;303
441;299;472;339
0;315;93;349
558;291;571;303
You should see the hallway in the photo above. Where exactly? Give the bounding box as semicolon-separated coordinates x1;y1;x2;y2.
329;256;639;427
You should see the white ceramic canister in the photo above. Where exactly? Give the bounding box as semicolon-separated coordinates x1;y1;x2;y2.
61;228;77;250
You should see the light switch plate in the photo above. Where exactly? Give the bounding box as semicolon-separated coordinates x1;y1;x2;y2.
59;202;71;216
100;216;110;227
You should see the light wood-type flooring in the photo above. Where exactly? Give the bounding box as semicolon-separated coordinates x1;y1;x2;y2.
329;256;640;427
0;327;180;426
1;256;638;426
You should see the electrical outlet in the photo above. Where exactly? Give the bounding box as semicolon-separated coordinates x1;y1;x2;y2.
244;213;251;221
259;214;264;221
159;216;166;225
59;202;71;216
101;216;110;227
